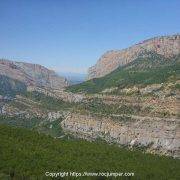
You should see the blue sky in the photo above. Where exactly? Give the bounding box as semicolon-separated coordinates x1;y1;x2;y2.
0;0;179;73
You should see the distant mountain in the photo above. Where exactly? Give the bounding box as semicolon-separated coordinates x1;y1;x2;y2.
88;34;180;80
58;72;86;85
0;59;68;96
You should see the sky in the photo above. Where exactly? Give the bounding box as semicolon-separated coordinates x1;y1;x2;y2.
0;0;179;74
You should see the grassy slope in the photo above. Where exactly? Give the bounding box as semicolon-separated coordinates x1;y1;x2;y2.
0;125;180;179
67;53;180;94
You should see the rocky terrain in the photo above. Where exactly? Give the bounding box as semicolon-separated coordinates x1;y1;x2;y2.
0;59;68;93
0;79;179;158
64;34;180;158
61;113;180;158
88;34;180;79
0;34;179;158
61;82;180;157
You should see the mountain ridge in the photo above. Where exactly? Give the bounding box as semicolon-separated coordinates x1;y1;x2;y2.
88;34;180;79
67;52;180;93
0;59;68;95
0;34;180;160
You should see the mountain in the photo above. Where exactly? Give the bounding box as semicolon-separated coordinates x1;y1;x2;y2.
64;35;180;159
0;75;27;96
0;35;179;162
88;34;180;79
0;59;68;95
67;52;180;93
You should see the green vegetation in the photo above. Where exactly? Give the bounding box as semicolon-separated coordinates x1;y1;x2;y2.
0;124;180;179
0;75;27;96
24;91;75;111
0;115;41;129
75;98;142;118
0;115;65;138
35;118;65;137
174;83;180;90
24;92;136;118
67;53;180;94
0;52;179;179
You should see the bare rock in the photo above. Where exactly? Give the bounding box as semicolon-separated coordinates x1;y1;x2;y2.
0;59;68;90
88;34;180;79
61;113;180;158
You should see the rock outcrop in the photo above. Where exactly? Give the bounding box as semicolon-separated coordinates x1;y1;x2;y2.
61;113;180;158
0;59;68;90
88;34;180;79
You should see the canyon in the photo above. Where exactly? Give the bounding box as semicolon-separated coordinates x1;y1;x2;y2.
0;34;179;158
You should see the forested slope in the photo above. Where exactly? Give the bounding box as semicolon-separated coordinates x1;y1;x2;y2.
0;125;180;179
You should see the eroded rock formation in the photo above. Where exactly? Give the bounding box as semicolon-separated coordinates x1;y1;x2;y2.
0;59;68;90
61;113;180;158
88;34;180;79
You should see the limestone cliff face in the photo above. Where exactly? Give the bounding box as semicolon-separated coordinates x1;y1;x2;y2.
61;113;180;158
0;59;68;90
88;34;180;79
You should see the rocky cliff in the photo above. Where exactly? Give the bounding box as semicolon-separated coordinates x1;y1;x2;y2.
88;34;180;79
0;59;68;90
61;113;180;158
